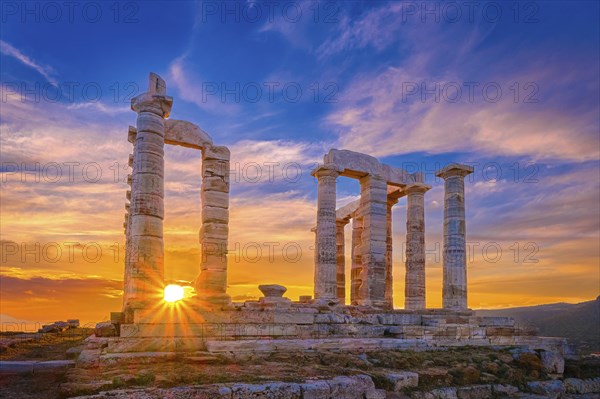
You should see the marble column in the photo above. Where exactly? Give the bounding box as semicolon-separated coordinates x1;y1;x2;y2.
125;73;172;313
350;214;363;305
336;220;347;303
358;174;388;307
195;145;231;305
385;196;399;309
312;165;339;301
436;164;474;310
404;183;431;310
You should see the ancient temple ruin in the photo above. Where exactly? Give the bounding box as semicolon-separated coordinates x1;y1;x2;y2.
106;73;567;362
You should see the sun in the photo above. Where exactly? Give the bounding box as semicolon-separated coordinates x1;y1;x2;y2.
163;284;185;303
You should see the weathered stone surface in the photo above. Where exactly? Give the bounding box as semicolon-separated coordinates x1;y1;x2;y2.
456;385;492;399
405;183;430;310
95;322;117;337
259;284;287;298
386;371;419;391
527;380;565;398
540;350;565;376
313;165;339;300
437;163;473;311
164;119;212;149
564;378;600;394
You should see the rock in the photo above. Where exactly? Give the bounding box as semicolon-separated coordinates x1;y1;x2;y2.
419;368;451;386
365;389;387;399
66;346;83;359
540;350;564;376
95;322;117;337
386;371;419;391
493;384;520;396
231;381;301;399
301;380;330;399
429;387;458;399
451;365;480;385
456;385;492;399
564;378;600;394
526;380;565;398
515;352;543;371
67;319;80;328
259;284;287;298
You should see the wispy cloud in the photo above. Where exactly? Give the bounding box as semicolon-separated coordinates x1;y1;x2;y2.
0;40;58;86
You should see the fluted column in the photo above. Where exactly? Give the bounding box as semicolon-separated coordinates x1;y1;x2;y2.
350;214;363;305
336;220;347;303
312;165;339;301
124;73;172;313
195;145;231;305
385;196;399;309
358;174;388;307
404;183;431;310
436;164;474;310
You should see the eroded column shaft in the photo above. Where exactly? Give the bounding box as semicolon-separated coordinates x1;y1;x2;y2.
350;215;363;305
405;184;430;310
358;175;388;307
314;166;338;300
336;221;347;302
196;146;231;304
438;164;473;310
125;92;171;311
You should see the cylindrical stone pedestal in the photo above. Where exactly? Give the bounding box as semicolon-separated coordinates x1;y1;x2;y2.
436;164;474;310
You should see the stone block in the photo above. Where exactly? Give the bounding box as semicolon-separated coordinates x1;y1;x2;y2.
526;380;565;398
203;145;230;161
456;385;492;399
386;371;419;391
203;160;229;178
564;378;600;394
202;206;229;224
272;312;314;325
200;222;229;240
95;322;117;337
203;176;229;192
540;350;564;375
202;190;229;208
300;380;330;398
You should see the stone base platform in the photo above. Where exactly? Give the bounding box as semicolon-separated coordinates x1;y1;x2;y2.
103;300;568;356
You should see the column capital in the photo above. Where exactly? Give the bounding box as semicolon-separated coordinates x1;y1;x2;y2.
131;93;173;117
131;73;173;117
311;163;340;178
404;182;432;195
436;163;474;179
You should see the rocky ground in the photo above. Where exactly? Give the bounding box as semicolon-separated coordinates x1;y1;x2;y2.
0;330;599;398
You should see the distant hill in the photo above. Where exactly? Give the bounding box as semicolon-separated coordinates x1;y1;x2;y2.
476;297;600;354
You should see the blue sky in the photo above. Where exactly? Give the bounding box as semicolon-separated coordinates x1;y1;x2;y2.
1;0;599;323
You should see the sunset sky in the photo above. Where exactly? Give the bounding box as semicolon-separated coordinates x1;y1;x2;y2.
1;1;599;326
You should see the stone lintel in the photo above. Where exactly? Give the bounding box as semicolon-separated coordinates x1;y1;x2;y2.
164;119;213;150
